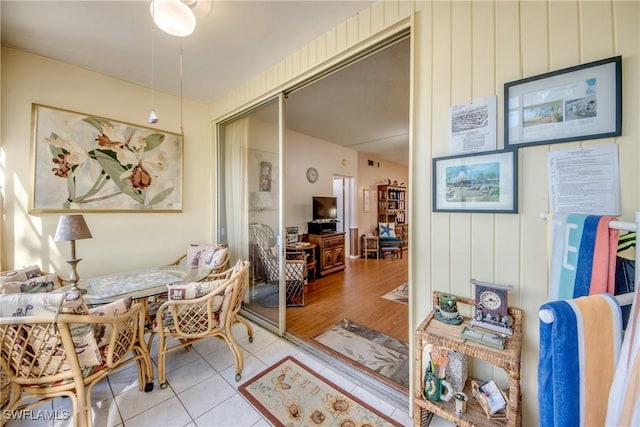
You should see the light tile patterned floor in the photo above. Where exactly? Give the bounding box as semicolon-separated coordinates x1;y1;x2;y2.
4;320;455;427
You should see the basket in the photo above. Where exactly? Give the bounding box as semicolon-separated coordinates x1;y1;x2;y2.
0;371;10;408
471;380;509;420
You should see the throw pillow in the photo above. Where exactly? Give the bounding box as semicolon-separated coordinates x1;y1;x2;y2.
166;280;225;307
379;222;396;238
0;274;61;294
0;292;102;369
186;244;228;273
59;293;102;368
88;297;132;348
0;265;42;284
0;292;65;318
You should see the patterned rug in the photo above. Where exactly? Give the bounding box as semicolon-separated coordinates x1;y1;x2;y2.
312;319;409;389
381;282;408;305
239;356;401;427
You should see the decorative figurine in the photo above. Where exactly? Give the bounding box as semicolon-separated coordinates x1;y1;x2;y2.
435;294;463;325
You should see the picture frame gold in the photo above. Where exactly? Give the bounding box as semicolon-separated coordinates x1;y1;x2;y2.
30;104;183;213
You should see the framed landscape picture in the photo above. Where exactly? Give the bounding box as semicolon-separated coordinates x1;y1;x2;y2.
504;56;622;148
30;104;183;213
432;150;518;213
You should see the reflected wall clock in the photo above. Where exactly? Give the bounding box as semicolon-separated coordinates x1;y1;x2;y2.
306;167;318;183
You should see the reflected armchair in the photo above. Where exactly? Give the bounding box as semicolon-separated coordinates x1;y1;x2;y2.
250;223;306;307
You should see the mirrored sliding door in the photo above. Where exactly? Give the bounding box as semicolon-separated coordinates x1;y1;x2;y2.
217;95;286;333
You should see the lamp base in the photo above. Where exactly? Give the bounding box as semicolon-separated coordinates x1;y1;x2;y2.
65;258;86;295
68;281;87;295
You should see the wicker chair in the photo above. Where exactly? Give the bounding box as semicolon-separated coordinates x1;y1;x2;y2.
250;223;307;307
152;260;251;387
0;301;153;427
168;244;231;278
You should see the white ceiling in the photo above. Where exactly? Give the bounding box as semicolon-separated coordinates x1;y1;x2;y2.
1;0;409;165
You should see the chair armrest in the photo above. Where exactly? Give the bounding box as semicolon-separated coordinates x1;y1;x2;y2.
168;254;187;267
71;303;147;368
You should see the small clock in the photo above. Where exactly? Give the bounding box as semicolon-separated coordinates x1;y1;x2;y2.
306;167;318;183
470;279;513;336
480;290;502;310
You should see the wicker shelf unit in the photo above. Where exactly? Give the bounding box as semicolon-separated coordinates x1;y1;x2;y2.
413;291;523;427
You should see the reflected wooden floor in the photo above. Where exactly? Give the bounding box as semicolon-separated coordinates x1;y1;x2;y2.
247;255;409;343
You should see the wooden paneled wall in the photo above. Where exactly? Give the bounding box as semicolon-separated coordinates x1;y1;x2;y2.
210;1;640;425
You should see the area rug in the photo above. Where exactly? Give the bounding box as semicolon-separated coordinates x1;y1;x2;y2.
239;356;401;427
312;319;409;389
381;282;408;305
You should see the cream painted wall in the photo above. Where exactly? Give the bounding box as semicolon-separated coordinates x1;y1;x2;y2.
357;152;408;236
209;1;640;424
285;128;358;235
1;47;212;276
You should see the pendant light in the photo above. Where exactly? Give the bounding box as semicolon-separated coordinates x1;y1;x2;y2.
149;16;159;124
150;0;196;37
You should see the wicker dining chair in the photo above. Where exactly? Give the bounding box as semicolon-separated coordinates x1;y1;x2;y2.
151;260;251;388
0;299;153;427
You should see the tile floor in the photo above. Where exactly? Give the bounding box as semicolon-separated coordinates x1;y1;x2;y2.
5;320;455;427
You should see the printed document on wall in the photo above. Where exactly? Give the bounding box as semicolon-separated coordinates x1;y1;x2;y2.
547;144;620;215
449;96;497;154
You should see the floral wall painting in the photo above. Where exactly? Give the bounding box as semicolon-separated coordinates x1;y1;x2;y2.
30;104;183;213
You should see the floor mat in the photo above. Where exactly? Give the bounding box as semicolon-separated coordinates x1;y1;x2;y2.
312;319;409;390
381;282;408;305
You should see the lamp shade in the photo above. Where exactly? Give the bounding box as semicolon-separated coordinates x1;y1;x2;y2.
54;215;92;242
150;0;196;37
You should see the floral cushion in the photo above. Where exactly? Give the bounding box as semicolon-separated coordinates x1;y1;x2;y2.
166;280;225;304
88;297;132;347
0;292;68;317
0;292;101;370
58;293;102;368
0;265;43;284
0;274;61;294
185;244;228;273
379;222;396;238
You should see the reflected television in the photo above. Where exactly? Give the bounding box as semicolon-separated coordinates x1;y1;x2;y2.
312;196;337;221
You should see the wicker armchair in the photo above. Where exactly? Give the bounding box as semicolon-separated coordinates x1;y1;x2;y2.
152;260;251;387
168;244;230;279
0;301;153;427
250;223;307;306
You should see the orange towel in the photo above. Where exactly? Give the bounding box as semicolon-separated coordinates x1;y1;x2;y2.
589;216;618;295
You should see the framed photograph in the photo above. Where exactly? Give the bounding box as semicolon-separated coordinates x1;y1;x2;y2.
363;189;370;212
505;56;621;148
30;104;183;213
286;226;299;244
433;150;518;213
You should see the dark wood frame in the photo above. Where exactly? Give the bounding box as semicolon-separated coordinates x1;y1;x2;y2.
432;149;518;214
504;56;622;148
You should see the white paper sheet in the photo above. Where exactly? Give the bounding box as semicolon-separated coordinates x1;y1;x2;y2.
547;144;621;215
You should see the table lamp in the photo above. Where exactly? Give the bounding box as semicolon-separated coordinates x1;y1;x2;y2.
54;214;92;294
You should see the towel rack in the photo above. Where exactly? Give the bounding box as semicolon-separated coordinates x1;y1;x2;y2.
539;211;639;324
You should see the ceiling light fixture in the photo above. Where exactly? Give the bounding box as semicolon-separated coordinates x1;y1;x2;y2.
149;17;159;124
150;0;196;37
